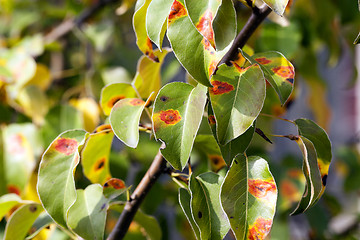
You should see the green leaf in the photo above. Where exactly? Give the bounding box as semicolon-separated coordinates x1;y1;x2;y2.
100;83;137;116
37;130;88;228
81;125;114;185
103;178;127;201
132;48;170;100
291;137;323;215
0;194;23;221
167;0;226;87
209;64;265;145
262;0;289;16
4;203;43;240
243;51;294;105
178;188;201;239
189;172;230;240
2;123;38;195
110;203;162;240
67;184;108;240
221;155;277;240
185;0;236;50
133;0;158;61
25;212;53;239
146;0;173;49
110;97;148;148
194;135;226;172
152;82;207;170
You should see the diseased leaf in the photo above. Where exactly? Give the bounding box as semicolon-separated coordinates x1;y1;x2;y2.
189;172;230;240
291;137;322;215
133;48;170;100
221;155;277;240
100;83;137;116
81;124;113;185
133;0;158;61
67;184;108;240
243;51;294;105
262;0;289;16
4;203;43;240
209;64;265;145
25;212;53;239
167;0;227;87
178;188;201;239
37;130;87;228
152;82;207;170
194;135;226;172
110;97;148;148
0;194;23;221
103;178;127;201
146;0;173;49
69;97;100;132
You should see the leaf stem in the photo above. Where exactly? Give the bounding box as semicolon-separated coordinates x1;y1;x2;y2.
259;113;295;124
107;145;167;240
219;4;272;65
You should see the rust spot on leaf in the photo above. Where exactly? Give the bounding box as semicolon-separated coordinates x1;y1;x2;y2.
280;180;300;201
95;124;112;133
108;95;125;108
168;0;187;25
7;185;21;195
248;179;277;204
208;60;218;76
248;217;273;240
272;66;294;79
209;155;226;172
94;157;106;171
29;205;37;213
160;96;169;102
209;81;234;95
53;138;79;155
159;109;182;125
255;57;272;65
208;115;216;125
129;99;145;106
145;38;159;62
322;175;327;186
196;10;215;48
104;178;126;189
198;211;202;219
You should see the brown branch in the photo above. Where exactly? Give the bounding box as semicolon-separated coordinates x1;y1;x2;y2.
107;146;167;240
44;0;120;43
219;4;272;66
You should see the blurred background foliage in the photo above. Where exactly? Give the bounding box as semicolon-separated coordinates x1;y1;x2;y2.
0;0;360;239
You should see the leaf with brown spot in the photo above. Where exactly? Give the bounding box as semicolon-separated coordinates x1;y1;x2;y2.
103;178;128;201
221;155;277;239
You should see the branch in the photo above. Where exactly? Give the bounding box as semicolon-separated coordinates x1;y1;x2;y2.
44;0;120;44
219;4;272;66
107;146;167;240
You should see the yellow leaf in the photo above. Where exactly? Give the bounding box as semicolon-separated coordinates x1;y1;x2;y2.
70;97;100;132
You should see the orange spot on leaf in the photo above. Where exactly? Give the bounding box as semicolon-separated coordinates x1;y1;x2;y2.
168;0;187;25
129;99;145;106
196;10;215;48
145;38;159;62
255;57;272;65
248;217;273;240
208;60;218;76
94;157;106;171
248;179;277;204
108;95;125;108
272;66;294;79
210;81;234;95
53;138;79;155
7;185;21;195
95;124;112;133
280;180;300;202
159;109;182;125
104;178;126;189
209;155;226;172
208;115;216;125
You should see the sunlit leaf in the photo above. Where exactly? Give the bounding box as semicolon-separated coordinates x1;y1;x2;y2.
262;0;289;16
37;130;88;228
25;64;51;90
68;184;108;240
25;212;53;239
4;203;43;240
14;34;44;57
103;178;127;201
146;0;173;49
101;67;132;85
100;83;137;116
178;188;201;239
0;194;23;221
110;97;148;148
70;97;100;132
167;0;227;87
209;64;265;145
291;137;322;215
133;0;158;61
243;51;294;105
221;155;277;239
132;48;170;100
189;172;230;240
152;82;207;170
81;124;113;185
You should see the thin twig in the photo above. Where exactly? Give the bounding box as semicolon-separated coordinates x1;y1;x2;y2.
219;4;272;66
259;113;295;124
107;145;167;240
